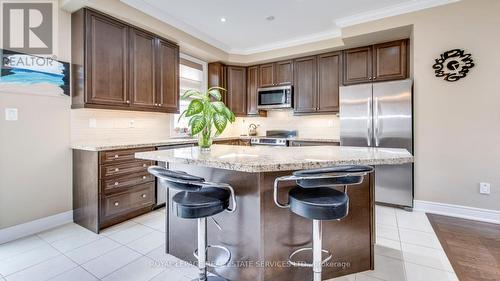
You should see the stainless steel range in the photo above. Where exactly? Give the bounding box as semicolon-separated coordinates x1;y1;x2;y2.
250;130;297;146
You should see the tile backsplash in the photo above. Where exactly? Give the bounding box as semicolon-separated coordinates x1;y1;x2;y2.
71;109;340;144
221;110;340;139
71;109;171;143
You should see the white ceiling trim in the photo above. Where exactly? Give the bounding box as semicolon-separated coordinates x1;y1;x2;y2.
121;0;459;55
120;0;231;52
228;29;342;55
335;0;460;27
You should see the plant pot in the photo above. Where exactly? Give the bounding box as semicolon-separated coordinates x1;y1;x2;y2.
198;132;213;152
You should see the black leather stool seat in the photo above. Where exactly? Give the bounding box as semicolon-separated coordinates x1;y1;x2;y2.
288;187;349;220
172;187;231;219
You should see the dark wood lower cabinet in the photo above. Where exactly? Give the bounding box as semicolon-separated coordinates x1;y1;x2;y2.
73;147;156;233
289;140;340;146
213;139;251;146
100;182;155;228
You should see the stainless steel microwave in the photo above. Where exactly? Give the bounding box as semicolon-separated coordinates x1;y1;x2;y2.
257;85;293;110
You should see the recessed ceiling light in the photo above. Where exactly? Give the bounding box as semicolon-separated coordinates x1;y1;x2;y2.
220;17;227;23
266;16;275;21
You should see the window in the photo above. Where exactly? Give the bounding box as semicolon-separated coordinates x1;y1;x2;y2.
173;54;207;135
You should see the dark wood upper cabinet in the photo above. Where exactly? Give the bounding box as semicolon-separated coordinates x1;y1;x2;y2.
343;46;372;85
258;60;293;87
259;63;274;87
246;66;259;116
72;8;179;113
293;56;317;113
208;62;227;104
317;52;341;113
129;29;156;109
207;39;408;117
372;39;408;82
227;66;247;116
155;38;179;113
343;39;408;85
85;10;129;106
275;60;293;85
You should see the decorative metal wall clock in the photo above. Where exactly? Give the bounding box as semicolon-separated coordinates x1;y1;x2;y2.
433;49;474;82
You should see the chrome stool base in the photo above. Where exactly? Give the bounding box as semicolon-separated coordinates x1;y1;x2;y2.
288;247;332;268
193;244;231;268
194;217;230;281
286;220;330;281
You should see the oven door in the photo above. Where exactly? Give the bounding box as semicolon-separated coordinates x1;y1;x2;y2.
257;86;291;109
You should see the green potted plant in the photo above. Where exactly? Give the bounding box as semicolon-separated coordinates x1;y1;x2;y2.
178;87;235;151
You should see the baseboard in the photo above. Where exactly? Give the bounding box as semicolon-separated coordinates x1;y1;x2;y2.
414;200;500;224
0;211;74;244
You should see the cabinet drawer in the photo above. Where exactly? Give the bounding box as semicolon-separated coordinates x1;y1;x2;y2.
99;147;154;164
101;172;154;194
102;182;155;218
100;160;153;179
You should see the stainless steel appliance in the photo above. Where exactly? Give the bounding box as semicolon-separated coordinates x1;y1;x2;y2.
340;79;413;208
250;130;297;146
156;143;195;207
257;85;293;110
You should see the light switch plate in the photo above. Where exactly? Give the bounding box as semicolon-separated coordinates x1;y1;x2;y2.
479;182;491;194
5;108;18;121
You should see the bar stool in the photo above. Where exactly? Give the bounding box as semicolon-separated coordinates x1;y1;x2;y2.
148;166;237;281
274;165;374;281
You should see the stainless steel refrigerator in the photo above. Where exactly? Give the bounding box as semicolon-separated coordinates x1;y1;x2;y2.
340;79;413;208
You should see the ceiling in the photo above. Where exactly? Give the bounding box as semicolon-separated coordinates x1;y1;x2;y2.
121;0;458;55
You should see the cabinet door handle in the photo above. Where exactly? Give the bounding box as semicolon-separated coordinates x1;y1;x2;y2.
114;155;119;158
159;104;162;106
142;176;146;179
114;202;119;206
141;194;147;198
142;164;147;167
114;182;119;186
126;100;130;104
114;168;119;172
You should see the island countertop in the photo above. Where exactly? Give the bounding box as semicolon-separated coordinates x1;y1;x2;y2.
135;144;413;173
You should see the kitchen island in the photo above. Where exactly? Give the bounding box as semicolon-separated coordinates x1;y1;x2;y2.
135;145;413;281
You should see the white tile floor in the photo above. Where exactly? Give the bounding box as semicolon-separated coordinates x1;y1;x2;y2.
0;206;459;281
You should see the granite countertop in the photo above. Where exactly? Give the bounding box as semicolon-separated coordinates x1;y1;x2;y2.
70;136;341;151
135;144;413;173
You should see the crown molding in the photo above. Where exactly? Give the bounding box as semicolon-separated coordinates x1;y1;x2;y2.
335;0;460;28
120;0;459;56
120;0;231;52
228;29;342;55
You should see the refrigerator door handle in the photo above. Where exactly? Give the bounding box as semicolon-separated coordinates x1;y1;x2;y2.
367;97;372;146
374;97;380;147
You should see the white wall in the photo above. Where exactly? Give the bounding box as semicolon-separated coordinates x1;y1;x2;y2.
0;8;73;229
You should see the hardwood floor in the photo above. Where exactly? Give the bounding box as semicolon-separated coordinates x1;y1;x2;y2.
427;214;500;281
